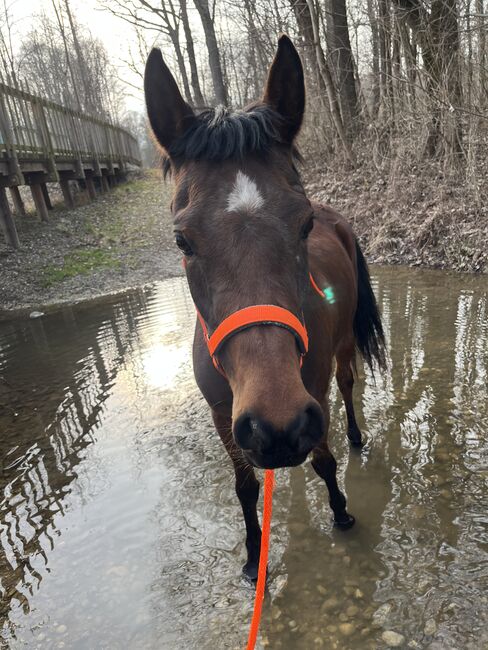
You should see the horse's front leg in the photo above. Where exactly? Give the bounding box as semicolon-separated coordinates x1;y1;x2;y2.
311;402;355;529
212;410;262;581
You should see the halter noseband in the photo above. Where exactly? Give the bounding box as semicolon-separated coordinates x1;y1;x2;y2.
184;258;324;377
195;303;308;376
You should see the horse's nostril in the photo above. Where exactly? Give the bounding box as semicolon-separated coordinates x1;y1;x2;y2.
234;403;324;459
233;414;254;450
233;414;274;453
286;403;324;453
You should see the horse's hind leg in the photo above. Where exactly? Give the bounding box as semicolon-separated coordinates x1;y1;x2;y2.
312;403;355;529
336;340;363;447
212;411;262;582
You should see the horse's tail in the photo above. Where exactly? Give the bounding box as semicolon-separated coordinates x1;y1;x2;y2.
353;239;386;372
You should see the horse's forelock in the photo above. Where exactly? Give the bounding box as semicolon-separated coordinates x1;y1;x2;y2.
162;104;302;179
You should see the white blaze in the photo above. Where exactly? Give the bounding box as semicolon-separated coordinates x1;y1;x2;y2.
226;171;264;213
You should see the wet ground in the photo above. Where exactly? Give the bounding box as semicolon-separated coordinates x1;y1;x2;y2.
0;266;487;649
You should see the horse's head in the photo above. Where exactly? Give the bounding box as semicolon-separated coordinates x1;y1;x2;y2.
145;36;324;469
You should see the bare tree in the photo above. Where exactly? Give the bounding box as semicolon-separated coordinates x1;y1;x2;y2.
100;0;194;105
0;0;18;83
193;0;229;104
180;0;205;106
328;0;360;131
19;9;121;118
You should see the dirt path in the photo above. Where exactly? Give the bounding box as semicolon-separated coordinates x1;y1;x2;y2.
0;170;181;318
1;165;486;320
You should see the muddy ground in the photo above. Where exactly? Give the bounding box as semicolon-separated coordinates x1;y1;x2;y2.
0;166;486;319
0;170;179;318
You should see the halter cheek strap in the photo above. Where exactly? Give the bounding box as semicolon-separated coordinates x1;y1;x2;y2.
309;272;325;298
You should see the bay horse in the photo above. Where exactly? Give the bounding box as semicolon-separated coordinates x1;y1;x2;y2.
144;35;385;581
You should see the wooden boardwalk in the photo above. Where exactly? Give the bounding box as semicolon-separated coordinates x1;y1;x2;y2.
0;77;141;248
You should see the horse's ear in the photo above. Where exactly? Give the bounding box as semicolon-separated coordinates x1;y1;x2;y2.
144;48;195;152
263;35;305;143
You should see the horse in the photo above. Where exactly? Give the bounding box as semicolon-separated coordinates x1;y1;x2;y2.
144;35;385;582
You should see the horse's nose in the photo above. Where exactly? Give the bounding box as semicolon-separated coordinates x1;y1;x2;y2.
233;403;324;464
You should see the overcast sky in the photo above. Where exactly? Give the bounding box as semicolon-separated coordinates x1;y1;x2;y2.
12;0;150;113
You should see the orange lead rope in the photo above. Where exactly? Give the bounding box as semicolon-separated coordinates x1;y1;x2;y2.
246;469;275;650
181;260;318;647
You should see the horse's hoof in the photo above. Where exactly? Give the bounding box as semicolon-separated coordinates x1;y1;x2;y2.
350;438;364;448
242;561;259;583
334;513;355;530
347;430;364;447
242;562;268;585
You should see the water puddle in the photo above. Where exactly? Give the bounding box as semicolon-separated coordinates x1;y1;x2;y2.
0;267;487;649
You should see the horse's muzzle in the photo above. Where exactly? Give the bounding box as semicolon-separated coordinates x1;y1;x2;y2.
233;402;324;469
243;448;310;469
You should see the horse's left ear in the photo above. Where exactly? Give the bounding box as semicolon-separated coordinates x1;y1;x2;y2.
263;35;305;143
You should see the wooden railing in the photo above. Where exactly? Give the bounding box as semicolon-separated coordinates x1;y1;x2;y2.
0;76;141;249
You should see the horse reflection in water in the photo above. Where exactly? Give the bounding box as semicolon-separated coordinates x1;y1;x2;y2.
144;35;385;580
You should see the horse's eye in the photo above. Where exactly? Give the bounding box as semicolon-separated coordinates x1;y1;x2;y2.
301;217;314;240
175;232;194;256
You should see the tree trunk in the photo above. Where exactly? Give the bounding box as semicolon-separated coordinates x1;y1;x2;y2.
305;0;356;164
378;0;394;122
63;0;95;112
476;0;486;105
391;5;402;107
430;0;462;156
180;0;205;106
193;0;229;105
171;30;194;106
393;0;462;157
329;0;360;132
398;19;417;113
290;0;331;122
366;0;381;117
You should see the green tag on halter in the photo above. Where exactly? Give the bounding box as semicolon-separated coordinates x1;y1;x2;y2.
323;287;336;305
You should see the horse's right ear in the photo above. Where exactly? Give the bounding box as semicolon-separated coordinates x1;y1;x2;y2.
263;35;305;143
144;48;195;152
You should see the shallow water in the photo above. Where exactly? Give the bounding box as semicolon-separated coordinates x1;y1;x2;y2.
0;267;487;650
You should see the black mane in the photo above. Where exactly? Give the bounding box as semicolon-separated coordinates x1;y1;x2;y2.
163;104;299;177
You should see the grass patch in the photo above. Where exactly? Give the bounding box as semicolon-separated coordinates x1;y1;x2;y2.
42;248;120;287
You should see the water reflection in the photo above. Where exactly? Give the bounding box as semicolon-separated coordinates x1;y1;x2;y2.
0;267;487;649
0;293;142;635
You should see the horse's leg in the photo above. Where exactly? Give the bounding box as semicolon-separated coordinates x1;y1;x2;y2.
212;411;262;581
311;402;355;529
336;340;363;447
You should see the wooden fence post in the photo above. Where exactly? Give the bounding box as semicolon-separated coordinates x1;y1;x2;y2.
85;175;97;200
31;184;49;222
31;91;58;183
101;174;110;193
0;186;20;248
9;186;26;216
60;179;75;208
41;183;53;210
0;87;25;187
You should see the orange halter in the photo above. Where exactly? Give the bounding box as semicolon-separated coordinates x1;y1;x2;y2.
195;302;309;376
184;257;324;377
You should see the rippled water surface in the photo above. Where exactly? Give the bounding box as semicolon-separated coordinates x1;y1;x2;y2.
0;267;487;650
